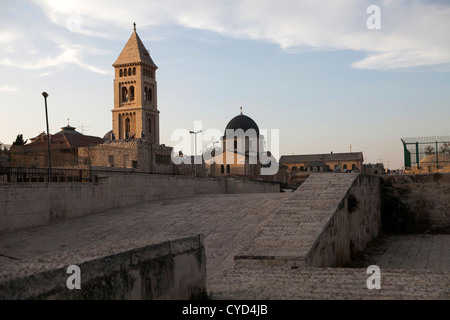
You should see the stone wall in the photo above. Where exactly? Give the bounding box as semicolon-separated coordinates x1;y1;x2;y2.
0;174;279;233
381;173;450;233
306;174;381;267
0;235;206;300
236;173;381;268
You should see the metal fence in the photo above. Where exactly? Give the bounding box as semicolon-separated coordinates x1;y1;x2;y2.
401;136;450;169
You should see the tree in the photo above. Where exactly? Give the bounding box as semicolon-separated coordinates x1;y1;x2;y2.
12;134;27;146
424;145;435;156
439;143;450;155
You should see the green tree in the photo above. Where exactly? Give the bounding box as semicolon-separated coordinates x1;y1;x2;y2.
439;143;450;155
12;134;27;146
424;145;435;156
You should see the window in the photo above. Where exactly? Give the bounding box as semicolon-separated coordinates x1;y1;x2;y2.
128;68;131;76
148;87;152;102
352;164;356;170
124;68;127;76
221;165;224;174
343;164;348;171
227;164;231;174
130;86;135;101
148;117;152;134
119;69;123;77
108;155;114;167
122;87;128;102
133;67;136;75
125;118;131;137
150;70;154;78
234;140;238;149
144;87;148;101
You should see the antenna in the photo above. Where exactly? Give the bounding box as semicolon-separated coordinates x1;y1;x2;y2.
76;123;91;135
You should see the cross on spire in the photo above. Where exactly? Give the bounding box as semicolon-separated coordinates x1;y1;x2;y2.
240;106;243;115
133;22;136;31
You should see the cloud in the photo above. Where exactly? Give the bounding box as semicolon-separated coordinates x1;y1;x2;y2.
17;0;450;70
0;85;19;92
0;43;109;75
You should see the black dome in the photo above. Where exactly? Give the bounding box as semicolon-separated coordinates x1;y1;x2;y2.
224;114;259;136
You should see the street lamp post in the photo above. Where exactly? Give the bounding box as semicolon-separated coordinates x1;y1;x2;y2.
42;92;52;182
189;130;202;177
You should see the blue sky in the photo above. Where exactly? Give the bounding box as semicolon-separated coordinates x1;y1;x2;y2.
1;0;449;169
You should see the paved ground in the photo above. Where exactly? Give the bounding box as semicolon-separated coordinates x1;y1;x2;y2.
0;192;291;279
352;233;450;270
209;265;450;299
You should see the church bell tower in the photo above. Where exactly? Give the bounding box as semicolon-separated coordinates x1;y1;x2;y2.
111;23;159;143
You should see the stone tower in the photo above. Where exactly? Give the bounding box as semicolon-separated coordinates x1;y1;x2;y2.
111;24;159;143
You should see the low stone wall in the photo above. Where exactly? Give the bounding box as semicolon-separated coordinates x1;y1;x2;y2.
306;174;381;267
381;173;450;233
0;235;206;300
0;174;279;233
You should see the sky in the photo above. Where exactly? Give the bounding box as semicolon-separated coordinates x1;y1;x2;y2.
1;0;449;169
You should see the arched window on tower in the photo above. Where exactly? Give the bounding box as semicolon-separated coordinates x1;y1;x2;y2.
148;87;153;102
124;68;127;76
119;69;123;77
128;68;131;76
133;67;136;75
226;165;231;174
148;116;152;134
125;117;131;138
144;87;148;101
150;70;154;78
122;87;128;102
221;165;224;174
130;86;135;101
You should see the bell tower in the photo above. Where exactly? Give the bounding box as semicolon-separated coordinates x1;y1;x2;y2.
111;23;159;143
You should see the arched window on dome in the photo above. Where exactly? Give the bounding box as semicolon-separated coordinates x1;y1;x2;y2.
122;87;128;102
130;86;135;101
221;165;224;174
343;164;348;171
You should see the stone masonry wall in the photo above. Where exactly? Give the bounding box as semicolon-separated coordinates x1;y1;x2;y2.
236;173;381;268
0;235;206;300
381;173;450;233
306;174;381;267
0;174;279;233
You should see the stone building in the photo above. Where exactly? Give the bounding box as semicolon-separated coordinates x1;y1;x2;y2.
280;152;364;187
10;125;104;168
206;112;264;178
82;25;175;174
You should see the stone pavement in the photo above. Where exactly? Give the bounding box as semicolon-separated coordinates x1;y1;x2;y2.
357;234;450;270
209;265;450;299
0;192;290;279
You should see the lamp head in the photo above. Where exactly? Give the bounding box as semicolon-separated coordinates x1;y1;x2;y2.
42;92;48;98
